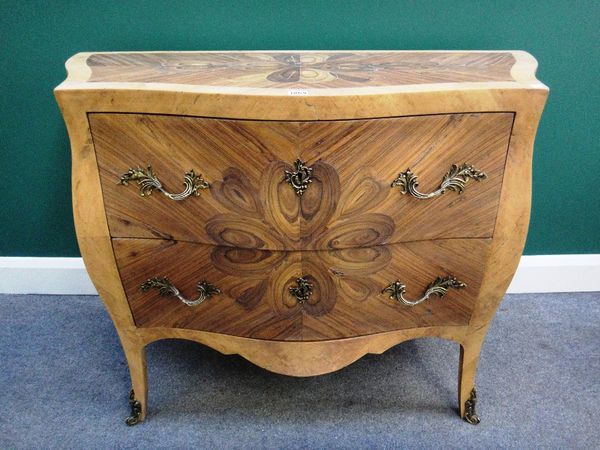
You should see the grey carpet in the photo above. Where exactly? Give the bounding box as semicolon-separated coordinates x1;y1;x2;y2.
1;292;599;449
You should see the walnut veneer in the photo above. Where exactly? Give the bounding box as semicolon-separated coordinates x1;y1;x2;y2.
114;238;490;340
92;112;512;248
55;51;548;425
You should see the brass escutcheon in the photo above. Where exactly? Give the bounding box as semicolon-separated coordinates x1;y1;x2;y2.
289;277;313;303
284;159;313;196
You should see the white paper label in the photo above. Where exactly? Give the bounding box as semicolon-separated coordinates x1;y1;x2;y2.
288;88;309;96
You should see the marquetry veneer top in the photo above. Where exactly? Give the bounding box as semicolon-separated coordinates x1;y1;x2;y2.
59;50;544;94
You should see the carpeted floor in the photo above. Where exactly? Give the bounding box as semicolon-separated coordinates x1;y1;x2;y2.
1;293;599;449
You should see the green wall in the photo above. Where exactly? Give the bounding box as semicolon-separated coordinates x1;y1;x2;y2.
1;0;598;256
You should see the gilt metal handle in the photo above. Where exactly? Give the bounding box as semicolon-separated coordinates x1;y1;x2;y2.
382;276;466;307
119;165;209;201
391;163;486;199
141;277;221;306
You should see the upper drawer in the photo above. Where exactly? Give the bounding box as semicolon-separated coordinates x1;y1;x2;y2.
91;113;513;250
91;114;301;248
298;113;513;249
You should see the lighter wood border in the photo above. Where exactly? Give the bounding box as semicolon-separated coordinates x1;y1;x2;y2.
57;51;546;121
61;50;543;87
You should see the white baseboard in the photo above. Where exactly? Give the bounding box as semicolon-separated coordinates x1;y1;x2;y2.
0;258;97;295
505;254;600;293
0;255;599;295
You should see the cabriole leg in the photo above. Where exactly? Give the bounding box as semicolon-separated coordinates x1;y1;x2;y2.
122;340;148;425
458;337;484;425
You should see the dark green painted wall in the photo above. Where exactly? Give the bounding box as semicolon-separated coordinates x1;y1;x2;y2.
1;0;598;256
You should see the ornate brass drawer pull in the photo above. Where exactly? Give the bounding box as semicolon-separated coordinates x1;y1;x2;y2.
391;163;486;199
141;277;221;306
382;276;466;307
119;165;209;201
285;159;313;196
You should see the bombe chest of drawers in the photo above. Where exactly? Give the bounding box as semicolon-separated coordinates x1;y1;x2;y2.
55;51;547;425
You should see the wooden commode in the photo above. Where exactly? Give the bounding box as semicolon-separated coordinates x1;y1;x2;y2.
55;51;548;425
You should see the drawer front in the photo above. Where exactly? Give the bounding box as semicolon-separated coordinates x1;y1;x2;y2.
91;113;301;250
298;113;513;249
93;113;512;250
114;238;491;341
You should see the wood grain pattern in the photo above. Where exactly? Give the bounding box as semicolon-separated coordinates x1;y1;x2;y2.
299;114;512;248
131;325;471;377
91;114;300;248
57;51;544;123
85;52;517;88
55;50;548;422
113;238;490;341
92;113;512;249
455;88;548;418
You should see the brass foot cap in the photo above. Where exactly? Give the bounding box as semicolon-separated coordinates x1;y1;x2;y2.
125;389;143;426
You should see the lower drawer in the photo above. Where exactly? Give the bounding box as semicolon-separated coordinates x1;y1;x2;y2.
113;238;491;341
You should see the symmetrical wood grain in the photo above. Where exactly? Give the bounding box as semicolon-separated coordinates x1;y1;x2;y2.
91;114;300;247
113;238;490;341
85;52;517;88
58;51;543;123
55;50;548;422
92;113;512;249
298;114;513;247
